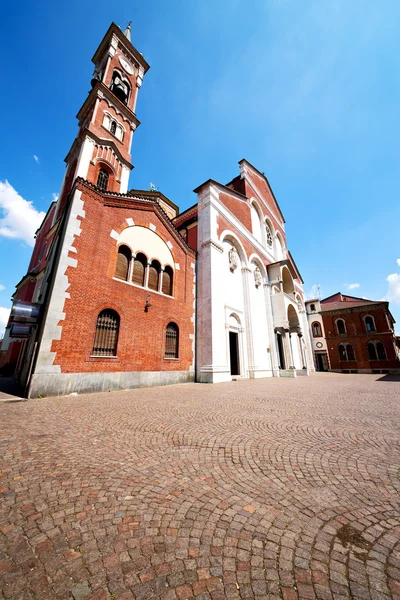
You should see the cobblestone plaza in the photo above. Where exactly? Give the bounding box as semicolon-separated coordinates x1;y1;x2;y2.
1;373;400;599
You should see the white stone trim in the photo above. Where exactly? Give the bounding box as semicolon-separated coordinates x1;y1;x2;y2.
34;190;85;374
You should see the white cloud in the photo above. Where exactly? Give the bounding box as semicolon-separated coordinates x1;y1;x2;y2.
52;193;59;202
0;306;10;338
33;155;40;164
397;258;400;267
385;273;400;305
0;284;5;291
0;181;46;247
345;283;360;290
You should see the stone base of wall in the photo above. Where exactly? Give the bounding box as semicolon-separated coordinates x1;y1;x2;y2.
249;369;274;379
330;368;400;375
295;369;310;376
197;368;231;384
279;369;297;378
28;370;195;398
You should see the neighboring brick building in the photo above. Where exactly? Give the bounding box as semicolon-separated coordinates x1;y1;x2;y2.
1;22;315;397
306;293;400;374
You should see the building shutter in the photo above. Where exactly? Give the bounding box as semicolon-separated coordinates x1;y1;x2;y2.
115;247;129;280
132;255;146;286
162;267;173;296
92;310;119;356
148;264;159;291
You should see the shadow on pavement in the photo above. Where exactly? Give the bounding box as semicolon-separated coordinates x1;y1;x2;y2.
0;376;25;400
376;374;400;382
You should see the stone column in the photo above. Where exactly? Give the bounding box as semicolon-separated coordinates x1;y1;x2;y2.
298;333;306;369
158;266;165;293
286;330;295;369
242;266;255;377
264;283;280;376
144;260;151;288
128;252;136;283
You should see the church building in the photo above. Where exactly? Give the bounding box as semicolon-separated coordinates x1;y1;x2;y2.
0;22;314;397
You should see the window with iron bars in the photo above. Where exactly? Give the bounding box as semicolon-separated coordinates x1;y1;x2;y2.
92;309;119;357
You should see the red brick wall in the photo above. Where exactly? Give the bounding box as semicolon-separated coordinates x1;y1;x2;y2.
51;184;196;374
187;226;198;252
244;170;285;232
219;193;252;233
322;307;399;370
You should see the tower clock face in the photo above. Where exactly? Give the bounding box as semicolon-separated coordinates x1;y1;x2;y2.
119;56;134;75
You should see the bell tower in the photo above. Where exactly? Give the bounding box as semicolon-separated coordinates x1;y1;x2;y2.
56;22;150;217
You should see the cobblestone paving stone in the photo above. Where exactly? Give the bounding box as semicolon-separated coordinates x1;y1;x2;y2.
1;373;400;600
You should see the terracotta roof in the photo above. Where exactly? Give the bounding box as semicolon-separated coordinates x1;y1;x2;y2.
320;300;384;312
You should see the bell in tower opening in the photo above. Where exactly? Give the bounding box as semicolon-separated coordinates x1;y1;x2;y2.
91;64;104;88
110;70;131;105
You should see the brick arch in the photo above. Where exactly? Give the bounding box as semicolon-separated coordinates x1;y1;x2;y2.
112;220;176;252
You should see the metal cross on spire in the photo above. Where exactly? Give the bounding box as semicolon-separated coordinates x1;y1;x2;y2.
123;21;132;41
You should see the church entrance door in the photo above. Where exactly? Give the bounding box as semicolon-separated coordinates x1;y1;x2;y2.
229;331;240;376
316;352;329;371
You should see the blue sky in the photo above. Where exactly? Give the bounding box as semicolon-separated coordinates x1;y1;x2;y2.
1;0;400;334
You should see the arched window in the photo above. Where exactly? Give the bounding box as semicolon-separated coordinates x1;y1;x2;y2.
312;322;322;338
346;344;355;361
368;342;377;360
132;253;147;287
265;223;273;248
148;260;161;291
97;168;109;191
275;235;284;261
110;120;117;135
310;304;316;312
364;316;376;332
376;342;387;360
336;319;346;335
115;245;131;281
162;265;173;296
38;241;47;263
92;309;119;357
165;323;179;358
338;343;355;361
110;70;131;105
250;203;263;243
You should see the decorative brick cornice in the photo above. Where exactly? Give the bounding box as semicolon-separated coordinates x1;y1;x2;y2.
322;303;387;316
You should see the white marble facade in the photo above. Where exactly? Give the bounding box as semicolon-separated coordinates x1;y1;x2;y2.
195;167;314;383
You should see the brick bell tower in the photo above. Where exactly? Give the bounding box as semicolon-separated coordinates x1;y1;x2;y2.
55;22;150;218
